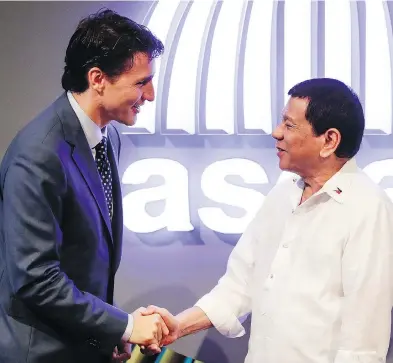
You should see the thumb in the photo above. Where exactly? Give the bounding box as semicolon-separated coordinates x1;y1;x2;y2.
141;305;159;316
133;307;147;316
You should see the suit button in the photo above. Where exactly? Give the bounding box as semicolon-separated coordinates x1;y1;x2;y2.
87;338;100;348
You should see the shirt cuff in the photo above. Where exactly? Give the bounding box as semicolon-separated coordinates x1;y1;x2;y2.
334;350;384;363
121;314;134;343
195;295;245;338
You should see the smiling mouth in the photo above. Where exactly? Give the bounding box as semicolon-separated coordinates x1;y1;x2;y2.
276;147;285;152
132;104;140;113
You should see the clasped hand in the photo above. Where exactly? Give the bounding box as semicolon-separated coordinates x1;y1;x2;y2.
129;305;180;355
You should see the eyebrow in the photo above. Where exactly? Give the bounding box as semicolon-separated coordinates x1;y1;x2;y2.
282;114;295;122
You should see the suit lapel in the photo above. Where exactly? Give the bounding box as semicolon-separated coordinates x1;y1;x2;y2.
55;93;113;245
72;136;113;243
107;129;123;268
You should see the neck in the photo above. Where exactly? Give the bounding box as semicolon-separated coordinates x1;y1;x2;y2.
72;91;109;128
300;158;348;198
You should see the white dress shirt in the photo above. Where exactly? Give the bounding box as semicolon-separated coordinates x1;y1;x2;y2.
196;158;393;363
67;92;107;152
67;92;134;343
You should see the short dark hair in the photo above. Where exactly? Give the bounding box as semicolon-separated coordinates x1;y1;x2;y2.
288;78;365;158
61;9;164;93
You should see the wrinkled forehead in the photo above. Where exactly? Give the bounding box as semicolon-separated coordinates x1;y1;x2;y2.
282;96;310;121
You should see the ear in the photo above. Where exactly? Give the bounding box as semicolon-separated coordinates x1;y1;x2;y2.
320;128;341;158
86;67;106;92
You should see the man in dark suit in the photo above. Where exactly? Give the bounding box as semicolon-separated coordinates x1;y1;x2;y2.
0;9;172;363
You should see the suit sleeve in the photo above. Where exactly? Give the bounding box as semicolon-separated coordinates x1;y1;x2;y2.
3;144;128;353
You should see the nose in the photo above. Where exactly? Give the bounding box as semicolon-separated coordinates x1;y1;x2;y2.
142;81;155;102
272;123;283;140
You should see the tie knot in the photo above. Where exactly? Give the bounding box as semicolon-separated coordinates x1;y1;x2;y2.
95;136;108;153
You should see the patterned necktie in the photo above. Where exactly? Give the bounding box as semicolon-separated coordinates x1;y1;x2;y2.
94;136;113;219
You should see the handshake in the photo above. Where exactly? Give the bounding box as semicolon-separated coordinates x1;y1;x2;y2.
112;305;206;361
129;305;180;355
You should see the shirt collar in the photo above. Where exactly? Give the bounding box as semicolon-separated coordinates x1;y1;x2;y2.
67;91;107;149
291;158;358;204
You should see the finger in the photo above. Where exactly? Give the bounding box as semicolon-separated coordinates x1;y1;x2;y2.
149;307;176;332
160;336;170;347
111;354;121;361
141;344;161;355
150;344;161;354
134;307;147;316
158;315;169;336
141;305;159;315
147;305;159;310
152;314;163;344
156;323;163;345
112;346;119;359
117;351;131;361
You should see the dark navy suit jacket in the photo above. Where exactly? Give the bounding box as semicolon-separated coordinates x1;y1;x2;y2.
0;93;128;363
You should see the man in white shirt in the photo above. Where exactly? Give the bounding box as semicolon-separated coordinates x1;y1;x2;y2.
143;78;393;363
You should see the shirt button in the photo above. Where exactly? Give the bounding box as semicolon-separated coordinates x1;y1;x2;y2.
282;244;288;248
269;274;274;279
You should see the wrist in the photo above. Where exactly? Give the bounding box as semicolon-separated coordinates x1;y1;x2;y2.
175;314;187;339
123;314;134;343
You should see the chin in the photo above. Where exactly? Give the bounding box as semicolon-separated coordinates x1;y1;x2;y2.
279;164;298;175
279;161;292;172
127;119;136;126
278;160;287;170
118;117;136;127
129;115;137;126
